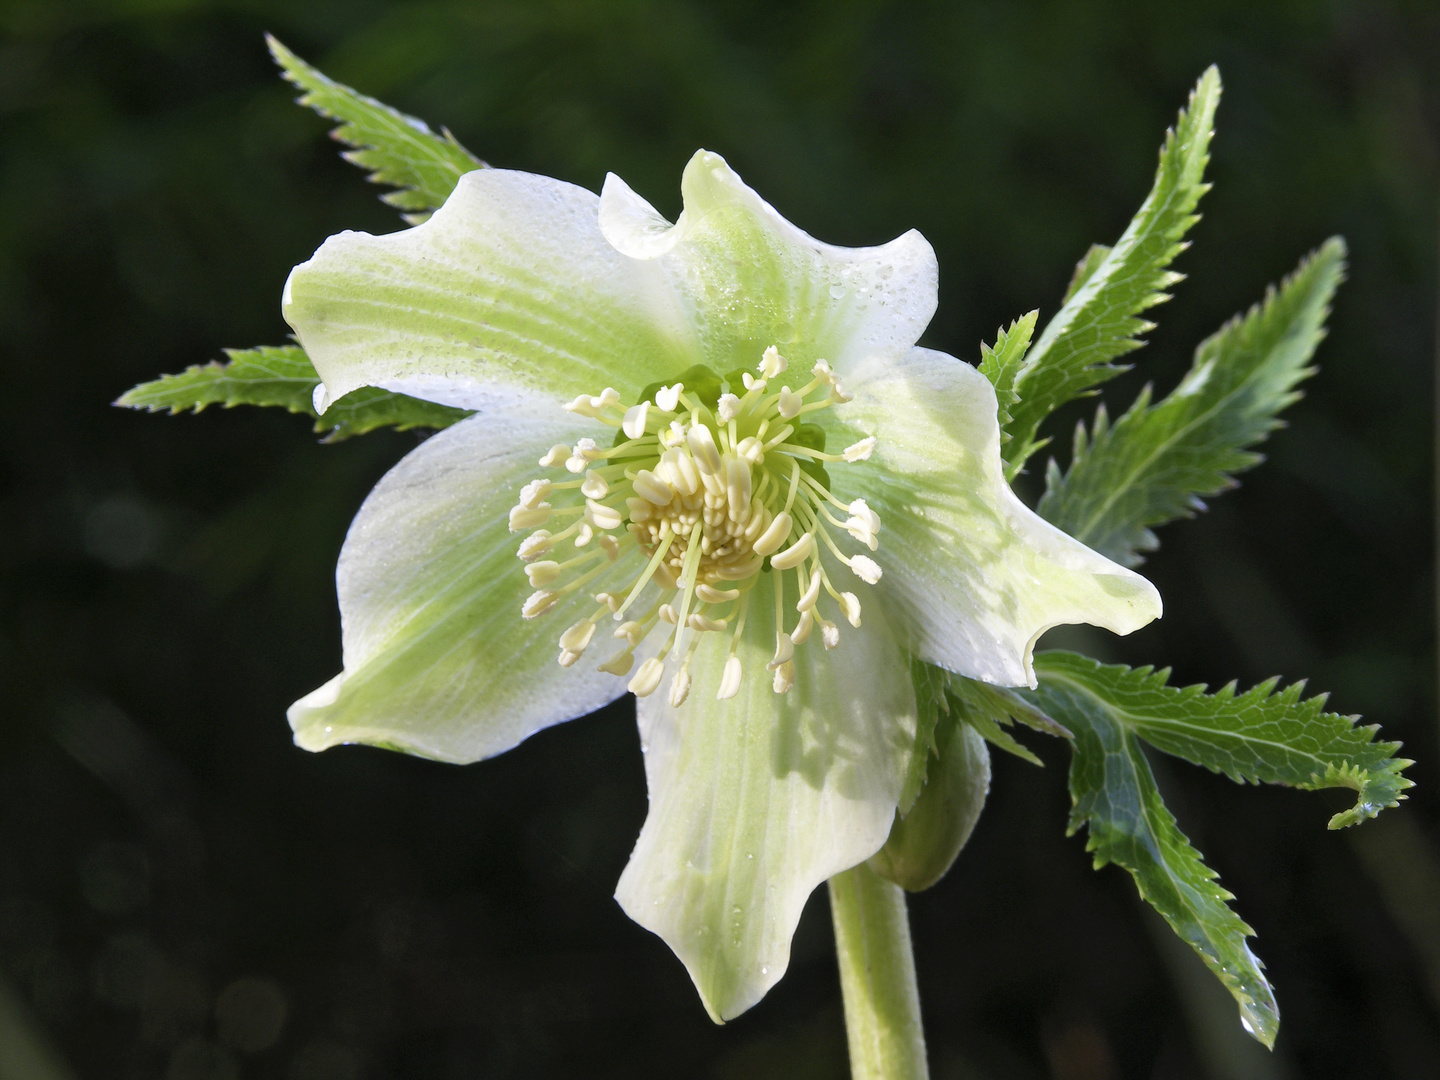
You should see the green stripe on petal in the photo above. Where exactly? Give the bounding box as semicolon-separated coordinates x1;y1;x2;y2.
598;151;937;383
289;403;639;763
829;347;1162;688
282;168;696;411
614;567;916;1022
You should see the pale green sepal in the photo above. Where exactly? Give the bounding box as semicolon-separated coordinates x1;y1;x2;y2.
597;151;938;383
829;346;1162;688
282;168;694;413
869;719;990;892
614;567;917;1022
288;402;638;763
268;35;485;223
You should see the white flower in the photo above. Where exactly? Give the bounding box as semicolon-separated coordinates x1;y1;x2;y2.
280;150;1161;1022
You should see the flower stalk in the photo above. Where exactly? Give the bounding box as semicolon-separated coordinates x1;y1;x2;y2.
829;863;929;1080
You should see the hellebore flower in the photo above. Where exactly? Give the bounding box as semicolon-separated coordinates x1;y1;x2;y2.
281;150;1161;1020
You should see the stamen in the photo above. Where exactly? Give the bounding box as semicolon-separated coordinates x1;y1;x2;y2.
622;400;651;439
655;383;684;411
539;444;570;468
843;437;877;462
629;657;665;697
769;532;814;571
717;655;743;700
850;555;882;584
759;346;788;378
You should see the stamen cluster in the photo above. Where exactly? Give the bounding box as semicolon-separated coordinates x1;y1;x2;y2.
509;347;883;706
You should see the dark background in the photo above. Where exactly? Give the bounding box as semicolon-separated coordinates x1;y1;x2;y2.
2;1;1438;1077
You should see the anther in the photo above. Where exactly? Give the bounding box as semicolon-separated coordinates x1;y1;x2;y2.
658;604;678;624
717;393;741;422
778;386;803;419
622;400;651;439
686;424;722;474
580;470;608;499
736;436;764;463
563;387;621;416
696;584;739;604
566;438;600;473
509;504;551;531
558;620;596;653
687;613;726;632
850;555;882;584
668;667;692;707
517;531;554;561
655;383;684;411
539;444;570;467
526;561;561;587
772;660;796;694
717;656;743;700
769;532;814;571
598;535;619;560
614;621;644;646
797;569;822;611
843;437;876;462
838;592;863;627
518;479;552;508
759;346;788;378
791;608;815;644
522;590;560;619
751;511;793;557
768;632;794;670
629;657;665;697
598;650;635;676
585;500;622;531
819;618;840;649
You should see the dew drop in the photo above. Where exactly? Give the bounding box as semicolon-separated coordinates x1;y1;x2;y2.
829;283;847;299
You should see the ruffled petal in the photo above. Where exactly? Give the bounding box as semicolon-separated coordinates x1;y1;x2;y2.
288;399;640;762
826;347;1162;688
282;168;695;412
598;151;937;380
614;569;916;1021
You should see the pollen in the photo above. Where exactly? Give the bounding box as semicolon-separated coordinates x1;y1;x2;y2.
510;346;885;703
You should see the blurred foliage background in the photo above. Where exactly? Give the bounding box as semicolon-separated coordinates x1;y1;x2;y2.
1;1;1437;1077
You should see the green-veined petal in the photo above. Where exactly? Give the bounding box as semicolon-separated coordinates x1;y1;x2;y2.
598;150;937;382
282;168;695;412
614;564;916;1021
828;347;1161;687
289;401;640;762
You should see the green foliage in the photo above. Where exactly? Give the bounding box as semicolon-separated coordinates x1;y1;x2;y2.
1026;651;1412;1047
899;660;951;815
268;35;485;223
976;311;1037;437
999;67;1220;478
1038;239;1346;565
117;345;471;441
948;674;1069;767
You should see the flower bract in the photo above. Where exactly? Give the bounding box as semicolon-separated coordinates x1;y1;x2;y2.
281;149;1161;1020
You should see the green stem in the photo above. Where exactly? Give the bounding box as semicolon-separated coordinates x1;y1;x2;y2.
828;862;929;1080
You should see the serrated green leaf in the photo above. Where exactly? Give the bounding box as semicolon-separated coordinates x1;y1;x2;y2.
1038;239;1346;565
977;310;1037;436
1025;656;1278;1046
268;35;485;223
1061;243;1112;304
1033;650;1411;829
1025;650;1413;1047
1003;67;1220;478
117;344;471;441
898;659;951;815
948;673;1070;767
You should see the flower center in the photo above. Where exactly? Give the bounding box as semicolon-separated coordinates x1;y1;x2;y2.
509;347;882;706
